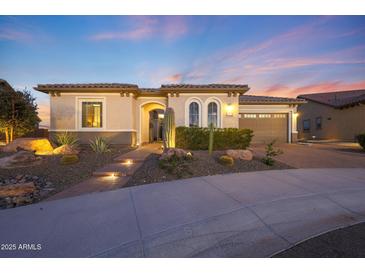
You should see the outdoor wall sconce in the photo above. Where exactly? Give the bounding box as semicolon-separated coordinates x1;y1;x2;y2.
225;104;234;116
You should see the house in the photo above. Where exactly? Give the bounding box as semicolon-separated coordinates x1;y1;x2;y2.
297;89;365;141
34;83;305;145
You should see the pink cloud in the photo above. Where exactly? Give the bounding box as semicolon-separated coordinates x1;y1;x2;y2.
89;16;189;42
165;73;182;83
257;80;365;98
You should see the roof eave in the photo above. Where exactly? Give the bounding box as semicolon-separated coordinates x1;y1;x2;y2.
239;101;306;105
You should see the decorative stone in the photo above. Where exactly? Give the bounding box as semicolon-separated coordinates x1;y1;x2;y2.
1;138;54;155
53;144;80;155
226;149;253;161
0;151;42;169
0;182;36;198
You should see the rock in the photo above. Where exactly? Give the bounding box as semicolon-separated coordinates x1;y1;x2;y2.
226;149;253;161
1;138;54;155
160;148;191;160
15;174;24;180
0;151;42;169
0;182;36;198
12;196;33;206
53;144;80;155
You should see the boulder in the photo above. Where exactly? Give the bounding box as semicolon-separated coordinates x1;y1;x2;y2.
0;182;36;198
0;151;42;169
226;149;253;161
53;144;79;155
1;138;54;155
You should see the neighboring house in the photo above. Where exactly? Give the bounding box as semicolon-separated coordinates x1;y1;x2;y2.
35;83;305;145
297;89;365;141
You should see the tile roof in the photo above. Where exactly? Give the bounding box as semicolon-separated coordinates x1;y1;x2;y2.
297;89;365;108
161;84;249;89
239;95;306;104
139;88;161;92
36;83;138;89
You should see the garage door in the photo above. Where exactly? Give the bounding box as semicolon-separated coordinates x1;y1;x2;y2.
239;113;288;143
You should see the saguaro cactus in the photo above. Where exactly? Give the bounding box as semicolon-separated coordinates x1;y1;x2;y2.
208;123;214;155
162;107;176;150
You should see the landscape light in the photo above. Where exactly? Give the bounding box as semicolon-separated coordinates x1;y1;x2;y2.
124;159;133;165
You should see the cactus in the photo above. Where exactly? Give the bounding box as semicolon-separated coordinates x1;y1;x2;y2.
162;107;176;151
208;123;214;155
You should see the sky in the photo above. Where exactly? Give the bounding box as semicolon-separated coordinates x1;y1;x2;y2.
1;15;365;127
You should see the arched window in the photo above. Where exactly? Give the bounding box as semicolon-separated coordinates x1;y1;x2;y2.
207;102;218;127
189;102;200;127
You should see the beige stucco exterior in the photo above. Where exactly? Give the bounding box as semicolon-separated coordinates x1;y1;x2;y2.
168;93;239;128
46;87;301;145
298;101;365;141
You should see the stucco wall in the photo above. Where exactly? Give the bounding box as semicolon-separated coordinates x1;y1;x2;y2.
50;93;135;131
168;94;239;128
297;101;365;141
50;95;76;130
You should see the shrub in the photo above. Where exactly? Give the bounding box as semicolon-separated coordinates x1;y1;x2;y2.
159;153;193;178
60;154;79;165
55;131;79;147
356;133;365;150
176;126;253;150
262;140;283;166
89;137;111;154
218;155;234;166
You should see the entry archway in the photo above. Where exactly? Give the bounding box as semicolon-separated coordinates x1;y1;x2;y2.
139;101;166;145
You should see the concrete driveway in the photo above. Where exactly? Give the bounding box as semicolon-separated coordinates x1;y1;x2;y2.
0;168;365;258
251;142;365;168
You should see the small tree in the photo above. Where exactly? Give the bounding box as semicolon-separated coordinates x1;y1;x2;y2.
0;86;40;144
262;140;283;166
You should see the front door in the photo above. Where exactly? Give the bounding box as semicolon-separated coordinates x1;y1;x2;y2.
149;109;164;142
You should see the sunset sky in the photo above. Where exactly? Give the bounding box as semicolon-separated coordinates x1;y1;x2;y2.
1;15;365;126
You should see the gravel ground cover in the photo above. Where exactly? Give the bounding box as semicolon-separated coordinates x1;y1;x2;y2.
127;150;293;187
0;145;132;206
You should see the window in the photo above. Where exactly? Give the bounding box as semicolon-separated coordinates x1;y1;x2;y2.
273;114;286;118
316;117;322;130
244;114;257;118
82;102;102;128
303;119;310;131
258;114;271;118
189;102;200;127
207;102;218;127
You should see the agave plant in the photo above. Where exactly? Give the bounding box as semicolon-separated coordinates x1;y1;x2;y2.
89;137;111;154
55;131;79;147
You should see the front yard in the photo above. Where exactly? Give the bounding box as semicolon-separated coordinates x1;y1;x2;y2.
127;150;293;187
0;145;131;208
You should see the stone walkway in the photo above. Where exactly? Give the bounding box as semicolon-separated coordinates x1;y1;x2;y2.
1;168;364;258
48;143;162;200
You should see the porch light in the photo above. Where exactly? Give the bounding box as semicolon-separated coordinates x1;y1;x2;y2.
158;113;165;119
225;104;234;116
